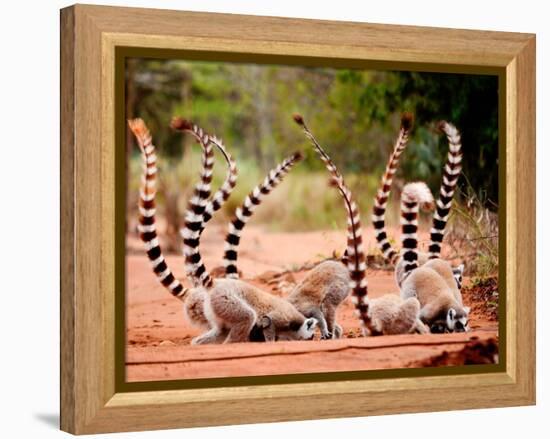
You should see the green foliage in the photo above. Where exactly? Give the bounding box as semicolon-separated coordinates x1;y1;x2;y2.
126;58;498;233
357;71;499;204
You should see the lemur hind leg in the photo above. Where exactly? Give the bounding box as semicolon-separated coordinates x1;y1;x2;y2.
308;307;331;339
322;276;349;339
191;327;229;345
225;308;256;343
209;289;257;343
412;319;429;334
321;302;339;339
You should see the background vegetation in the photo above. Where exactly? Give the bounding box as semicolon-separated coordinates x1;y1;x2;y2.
126;58;498;273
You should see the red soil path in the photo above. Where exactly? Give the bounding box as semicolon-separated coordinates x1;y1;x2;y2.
125;225;498;382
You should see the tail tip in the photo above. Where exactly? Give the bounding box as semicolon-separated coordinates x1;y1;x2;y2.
401;112;414;131
170;116;193;131
437;120;448;132
292;113;305;126
292;150;305;161
403;182;435;206
438;120;459;135
127;118;150;139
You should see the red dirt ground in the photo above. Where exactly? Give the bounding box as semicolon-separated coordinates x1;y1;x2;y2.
125;225;499;382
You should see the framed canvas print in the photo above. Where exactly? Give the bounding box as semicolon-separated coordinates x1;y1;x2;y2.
60;4;536;434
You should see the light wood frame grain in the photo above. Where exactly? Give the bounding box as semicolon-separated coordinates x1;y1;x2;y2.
60;4;535;434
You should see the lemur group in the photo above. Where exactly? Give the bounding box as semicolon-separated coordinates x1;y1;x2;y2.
128;111;470;345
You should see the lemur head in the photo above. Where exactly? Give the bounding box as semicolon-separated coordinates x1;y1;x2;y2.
258;315;318;341
430;306;470;333
452;263;465;290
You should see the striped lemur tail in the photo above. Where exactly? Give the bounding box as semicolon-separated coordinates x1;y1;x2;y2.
170;118;215;289
372;112;414;265
293;114;374;334
203;136;238;226
223;152;304;278
400;182;435;277
171;117;239;238
427;121;463;259
128;118;190;300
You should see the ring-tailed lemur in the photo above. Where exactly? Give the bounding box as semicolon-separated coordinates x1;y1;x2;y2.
217;150;304;342
401;257;470;333
169;117;242;327
292;114;428;337
172;118;305;337
287;259;350;339
368;294;429;335
371;117;465;289
175;123;316;343
129;118;316;343
366;182;436;335
396;253;465;290
291;114;373;336
396;121;465;288
398;181;469;333
169;117;240;329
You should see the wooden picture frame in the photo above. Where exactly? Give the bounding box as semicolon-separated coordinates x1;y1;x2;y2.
60;4;535;434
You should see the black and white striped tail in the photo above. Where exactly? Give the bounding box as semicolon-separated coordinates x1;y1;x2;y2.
372;112;414;264
400;182;435;277
293;114;374;334
428;121;463;259
223;152;304;278
171;118;238;238
202;135;238;232
127;118;190;301
170;118;215;289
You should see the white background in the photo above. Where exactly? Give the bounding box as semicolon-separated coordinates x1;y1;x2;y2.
0;0;546;437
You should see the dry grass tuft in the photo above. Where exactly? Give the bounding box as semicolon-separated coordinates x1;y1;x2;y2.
446;184;498;278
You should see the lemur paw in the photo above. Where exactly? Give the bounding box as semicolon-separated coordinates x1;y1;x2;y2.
321;332;333;340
